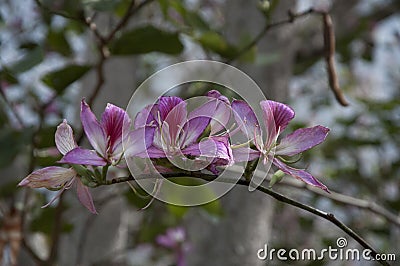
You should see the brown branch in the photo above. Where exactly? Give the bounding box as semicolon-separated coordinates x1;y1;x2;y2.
102;173;389;266
322;13;349;106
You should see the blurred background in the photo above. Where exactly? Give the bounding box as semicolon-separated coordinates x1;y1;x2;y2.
0;0;399;265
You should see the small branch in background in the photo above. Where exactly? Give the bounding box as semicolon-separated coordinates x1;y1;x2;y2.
276;177;400;227
45;193;65;265
322;13;349;106
230;8;316;63
0;87;24;129
104;173;389;266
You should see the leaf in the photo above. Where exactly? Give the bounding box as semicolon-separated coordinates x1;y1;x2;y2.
30;206;73;236
0;68;18;84
111;25;184;55
124;186;152;209
46;30;72;57
41;65;91;94
0;128;33;169
165;177;223;218
196;31;238;59
9;46;44;73
0;181;19;199
166;204;188;218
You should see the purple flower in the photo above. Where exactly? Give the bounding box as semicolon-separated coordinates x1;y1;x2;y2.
135;94;232;170
60;99;154;166
156;227;190;266
19;120;97;214
232;100;329;191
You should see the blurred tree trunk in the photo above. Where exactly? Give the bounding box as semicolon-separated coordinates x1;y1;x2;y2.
186;1;296;265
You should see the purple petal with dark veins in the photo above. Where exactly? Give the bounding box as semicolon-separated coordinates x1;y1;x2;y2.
158;96;187;121
276;126;330;156
232;100;260;138
101;103;131;154
81;100;107;157
260;100;294;133
55;119;77;155
232;147;261;162
76;178;98;214
180;116;211;148
59;147;107;166
273;158;329;192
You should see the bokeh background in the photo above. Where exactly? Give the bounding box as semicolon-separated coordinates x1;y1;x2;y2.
0;0;399;265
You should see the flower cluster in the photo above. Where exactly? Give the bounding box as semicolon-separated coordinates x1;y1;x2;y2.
19;90;330;213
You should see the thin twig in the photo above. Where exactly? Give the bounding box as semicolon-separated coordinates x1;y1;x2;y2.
228;8;316;63
0;87;24;128
103;173;390;266
322;13;349;106
276;177;400;227
46;193;65;265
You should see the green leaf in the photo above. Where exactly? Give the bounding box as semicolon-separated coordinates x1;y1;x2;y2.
165;177;223;218
46;30;72;57
30;206;73;236
9;46;44;73
41;64;91;93
0;68;18;84
0;181;19;199
111;25;184;55
0;128;33;169
124;187;152;209
196;31;238;59
166;204;189;218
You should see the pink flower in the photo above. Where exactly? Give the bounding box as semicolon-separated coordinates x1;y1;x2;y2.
156;227;190;266
134;93;233;172
60;99;154;166
19;120;97;214
232;100;329;191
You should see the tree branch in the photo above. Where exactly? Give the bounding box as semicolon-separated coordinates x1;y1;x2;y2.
102;172;390;266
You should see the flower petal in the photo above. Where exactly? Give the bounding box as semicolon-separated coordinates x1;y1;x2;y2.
232;147;261;162
134;104;156;128
276;126;330;156
190;96;231;135
162;98;188;144
81;99;107;157
260;100;294;133
158;96;187;121
124;126;155;158
232;100;260;138
55;119;77;155
76;178;98;214
137;145;166;158
273;158;329;192
19;166;76;188
101;103;131;154
180;116;211;148
207;90;229;104
59;147;107;166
